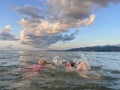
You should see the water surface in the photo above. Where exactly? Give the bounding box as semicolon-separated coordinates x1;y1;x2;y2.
0;50;120;90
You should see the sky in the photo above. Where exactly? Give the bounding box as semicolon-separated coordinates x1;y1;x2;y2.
0;0;120;50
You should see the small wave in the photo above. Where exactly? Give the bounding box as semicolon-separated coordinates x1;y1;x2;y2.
0;65;20;72
0;74;22;81
102;75;118;80
0;57;7;59
91;65;102;70
111;70;120;74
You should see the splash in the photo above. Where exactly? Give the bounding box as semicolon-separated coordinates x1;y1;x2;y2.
52;56;65;66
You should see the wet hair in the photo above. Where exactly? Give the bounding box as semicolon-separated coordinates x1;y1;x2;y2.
38;59;46;65
70;61;75;67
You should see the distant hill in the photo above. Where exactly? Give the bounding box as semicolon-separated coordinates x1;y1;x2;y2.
66;45;120;52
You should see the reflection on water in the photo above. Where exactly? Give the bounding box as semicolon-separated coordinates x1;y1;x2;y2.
0;50;120;90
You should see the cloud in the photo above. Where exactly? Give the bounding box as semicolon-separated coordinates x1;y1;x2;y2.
19;19;77;48
13;4;43;19
19;16;93;48
13;0;120;48
20;33;76;48
0;25;16;40
46;0;120;19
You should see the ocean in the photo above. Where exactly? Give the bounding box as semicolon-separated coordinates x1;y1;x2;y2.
0;50;120;90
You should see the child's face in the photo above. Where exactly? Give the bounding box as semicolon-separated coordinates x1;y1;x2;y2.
66;62;72;67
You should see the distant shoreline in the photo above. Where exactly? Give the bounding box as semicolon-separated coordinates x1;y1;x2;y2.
65;45;120;52
1;45;120;52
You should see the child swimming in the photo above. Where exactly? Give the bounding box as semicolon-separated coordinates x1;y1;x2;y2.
23;59;46;72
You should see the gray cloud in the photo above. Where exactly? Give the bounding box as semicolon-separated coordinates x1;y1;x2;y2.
0;25;16;40
14;0;120;48
0;32;15;40
13;4;43;19
47;0;120;20
90;0;120;7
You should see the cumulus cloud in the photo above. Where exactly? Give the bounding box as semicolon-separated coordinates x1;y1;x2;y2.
0;25;16;40
19;15;94;48
13;0;120;48
19;18;78;48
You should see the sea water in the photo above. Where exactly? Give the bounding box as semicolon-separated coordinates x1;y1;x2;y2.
0;50;120;90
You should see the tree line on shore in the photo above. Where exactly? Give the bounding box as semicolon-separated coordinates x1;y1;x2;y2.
66;45;120;52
